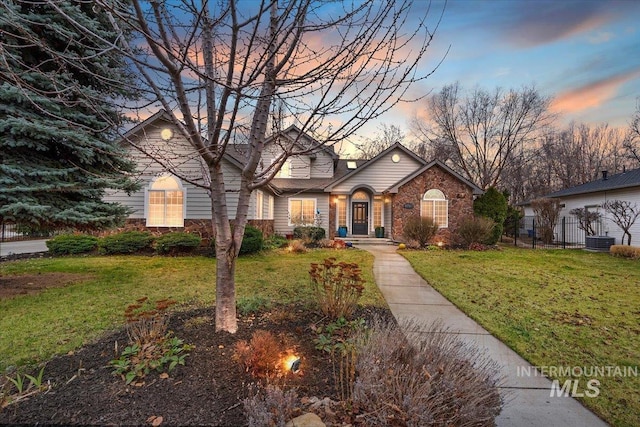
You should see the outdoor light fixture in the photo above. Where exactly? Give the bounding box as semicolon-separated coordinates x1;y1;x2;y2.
282;354;301;374
160;128;173;141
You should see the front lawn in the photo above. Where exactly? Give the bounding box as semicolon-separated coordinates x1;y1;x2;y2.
402;247;640;427
0;249;383;372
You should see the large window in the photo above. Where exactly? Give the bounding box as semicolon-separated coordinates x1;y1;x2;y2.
147;175;184;227
289;198;316;226
421;189;448;228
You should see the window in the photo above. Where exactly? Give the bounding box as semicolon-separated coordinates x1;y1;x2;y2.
421;189;448;228
267;195;274;220
289;198;316;226
373;197;383;228
147;175;184;227
336;196;347;226
278;159;292;178
347;161;357;169
255;190;264;219
352;190;368;200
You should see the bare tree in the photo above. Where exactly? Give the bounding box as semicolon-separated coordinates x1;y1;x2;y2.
569;207;601;236
603;200;640;245
531;198;561;244
413;82;553;190
540;122;629;190
7;0;443;333
352;123;406;160
624;99;640;164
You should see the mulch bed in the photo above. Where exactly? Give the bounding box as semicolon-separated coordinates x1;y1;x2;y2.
0;302;393;426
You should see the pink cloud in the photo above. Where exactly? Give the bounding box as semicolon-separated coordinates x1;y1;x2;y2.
550;69;640;114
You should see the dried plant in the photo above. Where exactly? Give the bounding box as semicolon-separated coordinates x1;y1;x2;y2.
124;297;177;346
233;330;297;380
244;384;298;427
352;318;503;427
309;258;364;320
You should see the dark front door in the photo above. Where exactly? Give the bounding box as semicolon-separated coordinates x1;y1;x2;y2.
352;202;369;235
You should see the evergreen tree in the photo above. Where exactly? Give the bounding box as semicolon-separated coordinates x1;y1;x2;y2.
473;187;508;244
0;1;138;231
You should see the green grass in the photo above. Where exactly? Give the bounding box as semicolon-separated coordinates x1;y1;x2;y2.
402;247;640;427
0;249;383;372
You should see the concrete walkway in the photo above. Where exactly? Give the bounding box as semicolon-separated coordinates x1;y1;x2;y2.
0;239;49;257
361;244;608;427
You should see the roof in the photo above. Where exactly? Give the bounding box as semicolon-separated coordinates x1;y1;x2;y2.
324;142;427;192
547;168;640;198
385;160;484;195
264;124;339;160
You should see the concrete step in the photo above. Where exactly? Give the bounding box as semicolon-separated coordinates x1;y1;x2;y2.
341;237;396;245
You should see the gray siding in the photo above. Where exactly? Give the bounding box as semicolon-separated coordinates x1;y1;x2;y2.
105;122;250;221
310;150;334;178
273;193;330;237
331;147;423;193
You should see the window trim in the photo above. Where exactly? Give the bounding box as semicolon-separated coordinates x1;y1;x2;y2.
145;174;186;227
288;197;317;226
255;190;264;220
420;189;448;228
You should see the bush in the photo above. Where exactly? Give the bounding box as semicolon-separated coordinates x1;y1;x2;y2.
263;234;288;250
233;330;293;379
239;225;264;255
293;226;326;242
610;245;640;259
244;385;298;427
457;216;496;247
155;232;202;254
403;216;439;248
474;187;508;244
285;239;307;254
98;231;155;255
353;318;502;426
309;258;364;320
46;234;98;255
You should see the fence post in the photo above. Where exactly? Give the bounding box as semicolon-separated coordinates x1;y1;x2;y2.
562;216;566;249
532;218;536;249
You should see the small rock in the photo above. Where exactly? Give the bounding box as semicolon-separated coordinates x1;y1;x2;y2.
285;412;326;427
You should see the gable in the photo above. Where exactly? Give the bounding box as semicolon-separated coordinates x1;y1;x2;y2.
325;144;425;194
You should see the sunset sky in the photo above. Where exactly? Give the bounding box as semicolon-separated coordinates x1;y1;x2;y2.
393;0;640;133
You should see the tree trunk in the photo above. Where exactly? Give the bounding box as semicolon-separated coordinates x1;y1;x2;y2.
215;240;238;333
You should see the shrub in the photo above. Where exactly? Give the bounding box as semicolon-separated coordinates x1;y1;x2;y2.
46;234;98;255
99;231;155;255
610;245;640;259
474;187;508;244
309;258;364;320
286;239;307;254
244;385;298;427
239;225;264;255
155;232;202;254
457;216;496;247
233;330;294;379
403;216;439;248
293;226;326;242
263;234;288;250
352;318;502;426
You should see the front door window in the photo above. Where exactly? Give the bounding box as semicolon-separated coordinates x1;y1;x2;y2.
352;202;369;235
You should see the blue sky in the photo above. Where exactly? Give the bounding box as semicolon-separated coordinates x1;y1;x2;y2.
383;0;640;133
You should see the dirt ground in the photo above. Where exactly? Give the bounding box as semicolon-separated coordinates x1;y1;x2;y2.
0;272;95;299
0;291;392;426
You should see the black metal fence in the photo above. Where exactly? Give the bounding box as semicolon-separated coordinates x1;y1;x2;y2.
0;222;53;242
507;216;602;249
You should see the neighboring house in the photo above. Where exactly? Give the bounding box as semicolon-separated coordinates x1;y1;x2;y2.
522;169;640;245
105;111;483;244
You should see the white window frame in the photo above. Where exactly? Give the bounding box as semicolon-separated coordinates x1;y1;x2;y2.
145;174;186;227
267;194;274;220
288;198;317;226
255;190;264;220
420;189;448;228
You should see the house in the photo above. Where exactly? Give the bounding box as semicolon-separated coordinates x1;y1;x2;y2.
522;169;640;245
104;111;483;244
